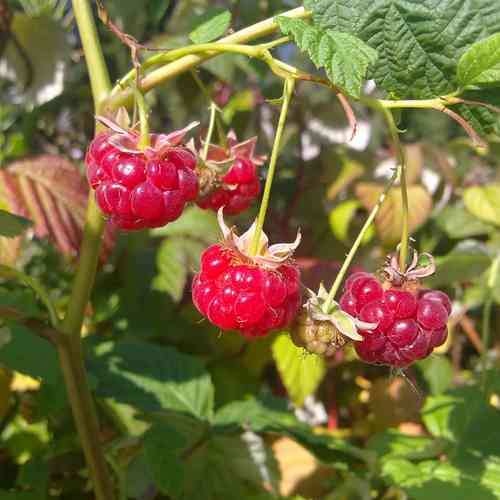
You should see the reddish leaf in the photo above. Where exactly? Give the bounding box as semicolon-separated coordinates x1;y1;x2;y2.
0;155;115;263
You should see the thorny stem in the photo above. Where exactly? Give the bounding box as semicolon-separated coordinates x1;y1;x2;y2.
381;107;410;273
481;254;499;388
202;102;217;161
250;78;295;256
323;169;399;313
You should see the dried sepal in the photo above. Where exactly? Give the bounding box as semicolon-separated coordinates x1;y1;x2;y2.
383;247;436;286
96;107;199;159
217;208;300;270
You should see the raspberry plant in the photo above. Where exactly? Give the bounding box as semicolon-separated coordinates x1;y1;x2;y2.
0;1;500;500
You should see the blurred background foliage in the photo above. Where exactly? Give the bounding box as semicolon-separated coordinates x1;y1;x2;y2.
0;0;499;499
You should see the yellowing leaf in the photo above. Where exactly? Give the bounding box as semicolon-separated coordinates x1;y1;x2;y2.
463;184;500;227
355;183;432;246
272;334;326;407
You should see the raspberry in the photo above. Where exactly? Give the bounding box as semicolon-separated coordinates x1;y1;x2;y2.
340;272;451;367
86;120;198;230
291;311;347;356
195;132;265;215
197;157;260;215
192;245;300;337
192;211;302;338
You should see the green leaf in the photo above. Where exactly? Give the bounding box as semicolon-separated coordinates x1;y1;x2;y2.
0;287;41;319
0;13;70;106
458;33;500;87
143;417;279;500
214;396;373;469
89;341;214;420
435;203;493;238
0;209;31;238
367;429;441;460
189;8;232;44
143;423;187;498
329;200;358;242
151;206;218;303
271;333;326;407
464;184;500;227
276;17;377;98
16;458;49;497
426;240;491;288
416;356;453;395
152;238;203;303
305;0;500;99
0;323;58;383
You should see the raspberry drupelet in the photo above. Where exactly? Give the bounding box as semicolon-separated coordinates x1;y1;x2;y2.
195;131;265;215
85;112;199;230
339;251;451;368
192;209;301;338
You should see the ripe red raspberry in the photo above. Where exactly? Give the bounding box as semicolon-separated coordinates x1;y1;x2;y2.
85;115;198;230
192;210;301;338
340;271;451;368
195;131;265;215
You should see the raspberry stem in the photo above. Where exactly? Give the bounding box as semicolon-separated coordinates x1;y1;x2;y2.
202;102;218;161
61;2;116;500
381;107;409;273
134;87;150;149
323;169;399;313
250;77;295;256
190;70;227;148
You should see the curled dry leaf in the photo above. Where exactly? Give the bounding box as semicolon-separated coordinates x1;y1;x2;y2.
0;155;115;264
355;183;432;246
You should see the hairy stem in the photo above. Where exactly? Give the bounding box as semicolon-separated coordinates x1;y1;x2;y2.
381;107;409;272
106;7;310;110
202;102;217;161
134;88;151;149
62;2;115;500
323;169;399;312
250;77;295;255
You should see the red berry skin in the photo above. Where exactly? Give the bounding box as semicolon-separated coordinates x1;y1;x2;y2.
339;292;357;316
344;272;371;292
386;319;418;347
197;156;260;215
339;272;451;368
86;134;198;230
421;290;452;315
417;299;448;330
354;279;384;311
192;245;301;337
359;300;394;333
384;289;417;319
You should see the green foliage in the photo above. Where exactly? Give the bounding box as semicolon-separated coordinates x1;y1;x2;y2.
435;203;494;239
458;33;500;88
464;184;500;227
152;206;218;302
304;0;500;99
89;341;214;419
276;17;377;98
0;210;31;238
272;333;326;406
189;8;232;44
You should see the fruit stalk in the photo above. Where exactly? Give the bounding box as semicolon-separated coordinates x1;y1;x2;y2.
381;107;409;272
134;87;151;149
202;102;218;161
61;1;115;500
323;169;399;313
250;77;295;256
